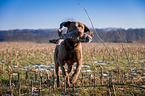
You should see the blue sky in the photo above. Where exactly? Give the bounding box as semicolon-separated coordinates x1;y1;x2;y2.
0;0;145;30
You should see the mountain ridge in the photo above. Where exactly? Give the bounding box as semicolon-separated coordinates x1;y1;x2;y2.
0;28;145;43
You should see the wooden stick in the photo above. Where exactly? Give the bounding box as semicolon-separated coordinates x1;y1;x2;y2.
40;71;42;84
116;31;136;85
39;79;41;95
18;72;20;82
100;65;103;85
11;83;15;96
107;85;111;96
118;67;120;83
89;74;91;86
112;84;116;96
49;86;51;93
9;73;12;89
130;91;134;96
53;70;55;91
114;83;145;89
26;71;28;84
114;84;123;96
78;3;115;60
35;71;37;82
52;74;55;91
82;73;84;86
47;71;49;80
64;77;66;93
67;83;145;90
73;84;75;91
109;71;113;85
94;73;96;86
121;70;125;84
108;71;113;96
18;82;21;96
123;71;125;84
2;63;4;72
31;80;33;96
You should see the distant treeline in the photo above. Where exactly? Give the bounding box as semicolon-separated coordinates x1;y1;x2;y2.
0;28;145;43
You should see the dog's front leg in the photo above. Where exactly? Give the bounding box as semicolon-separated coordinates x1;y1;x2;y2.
59;60;71;87
70;59;82;84
67;62;74;74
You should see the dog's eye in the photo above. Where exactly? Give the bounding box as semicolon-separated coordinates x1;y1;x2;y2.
78;24;83;28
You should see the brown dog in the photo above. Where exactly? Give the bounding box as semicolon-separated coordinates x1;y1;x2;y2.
54;21;93;87
54;38;82;87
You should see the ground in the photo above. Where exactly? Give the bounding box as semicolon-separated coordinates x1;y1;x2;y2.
0;42;145;95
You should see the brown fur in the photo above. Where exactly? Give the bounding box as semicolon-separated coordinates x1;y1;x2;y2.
54;38;82;87
54;21;93;87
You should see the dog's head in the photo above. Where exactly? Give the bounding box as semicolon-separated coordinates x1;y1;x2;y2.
63;37;79;50
58;21;94;38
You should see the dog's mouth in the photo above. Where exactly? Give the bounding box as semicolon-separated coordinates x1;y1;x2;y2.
74;31;83;37
78;32;82;36
67;38;79;43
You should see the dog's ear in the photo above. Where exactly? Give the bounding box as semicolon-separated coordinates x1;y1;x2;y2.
84;25;94;36
58;21;72;37
60;21;71;28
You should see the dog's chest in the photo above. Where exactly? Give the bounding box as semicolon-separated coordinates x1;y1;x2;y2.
64;51;78;62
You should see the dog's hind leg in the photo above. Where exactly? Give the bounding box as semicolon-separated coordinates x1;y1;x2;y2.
55;62;61;87
54;45;61;87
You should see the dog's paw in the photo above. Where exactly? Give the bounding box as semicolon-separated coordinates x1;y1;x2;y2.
70;78;77;84
57;86;62;89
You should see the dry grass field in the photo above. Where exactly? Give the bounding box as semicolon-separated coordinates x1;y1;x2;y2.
0;42;145;95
